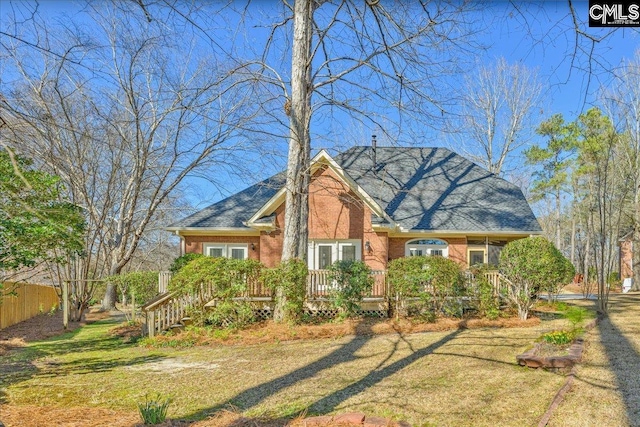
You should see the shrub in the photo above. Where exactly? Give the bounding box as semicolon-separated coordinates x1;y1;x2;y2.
168;253;205;274
107;271;160;307
499;236;575;320
541;330;576;346
170;257;262;298
388;256;465;317
263;259;308;323
170;257;263;328
138;394;171;424
205;300;256;329
469;265;501;319
327;260;373;319
564;306;588;330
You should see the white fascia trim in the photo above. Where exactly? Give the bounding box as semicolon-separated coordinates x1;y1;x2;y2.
246;149;397;229
371;223;398;232
246;190;286;227
242;220;275;232
389;229;544;238
311;150;396;225
166;227;261;236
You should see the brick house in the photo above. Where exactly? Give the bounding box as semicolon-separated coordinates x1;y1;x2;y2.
620;230;635;281
620;233;633;280
167;147;542;271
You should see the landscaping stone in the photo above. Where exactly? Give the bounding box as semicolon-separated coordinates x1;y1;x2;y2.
363;416;392;426
516;338;584;368
334;412;366;424
304;415;334;426
517;314;601;369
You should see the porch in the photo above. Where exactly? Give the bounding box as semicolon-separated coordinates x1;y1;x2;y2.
142;269;506;337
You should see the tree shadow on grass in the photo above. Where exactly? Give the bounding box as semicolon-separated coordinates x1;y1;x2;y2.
596;295;640;425
0;315;164;405
185;324;460;422
186;331;375;420
307;329;460;414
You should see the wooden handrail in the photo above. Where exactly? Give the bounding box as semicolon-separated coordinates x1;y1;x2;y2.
141;291;177;311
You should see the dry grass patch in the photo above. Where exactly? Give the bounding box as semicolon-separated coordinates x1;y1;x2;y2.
1;315;570;426
8;305;619;426
547;293;640;427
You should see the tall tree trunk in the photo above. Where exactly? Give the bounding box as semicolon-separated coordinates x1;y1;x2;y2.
583;225;591;299
101;261;123;310
571;214;576;266
275;0;314;322
555;188;562;250
633;194;640;291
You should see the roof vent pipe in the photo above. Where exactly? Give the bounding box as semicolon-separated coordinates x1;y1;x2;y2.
371;134;377;168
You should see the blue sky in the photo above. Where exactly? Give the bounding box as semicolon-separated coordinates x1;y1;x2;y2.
2;1;639;210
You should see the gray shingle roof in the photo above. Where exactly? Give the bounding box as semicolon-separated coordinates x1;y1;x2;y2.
169;173;285;228
336;147;541;233
170;146;541;233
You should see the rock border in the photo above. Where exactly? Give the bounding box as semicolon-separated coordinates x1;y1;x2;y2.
516;338;584;369
519;315;601;426
516;316;599;369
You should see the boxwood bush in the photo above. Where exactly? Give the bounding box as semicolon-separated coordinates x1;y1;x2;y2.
388;256;466;318
499;236;575;320
327;260;373;319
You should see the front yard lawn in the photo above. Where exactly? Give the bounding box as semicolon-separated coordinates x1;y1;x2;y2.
0;312;574;426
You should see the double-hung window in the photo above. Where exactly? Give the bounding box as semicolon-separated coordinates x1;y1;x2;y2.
308;240;361;270
203;243;248;260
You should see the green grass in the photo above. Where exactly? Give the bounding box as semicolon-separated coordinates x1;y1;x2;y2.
1;315;575;426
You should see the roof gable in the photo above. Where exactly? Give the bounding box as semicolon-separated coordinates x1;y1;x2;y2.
170;146;541;234
245;149;392;229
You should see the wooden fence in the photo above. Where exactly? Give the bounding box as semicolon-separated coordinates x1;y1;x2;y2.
1;283;60;330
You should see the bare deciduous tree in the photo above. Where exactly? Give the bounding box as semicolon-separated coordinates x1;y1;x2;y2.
270;1;480;320
145;1;481;322
1;3;263;311
452;57;543;176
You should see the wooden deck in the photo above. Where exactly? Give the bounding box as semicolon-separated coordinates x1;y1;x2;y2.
142;269;507;336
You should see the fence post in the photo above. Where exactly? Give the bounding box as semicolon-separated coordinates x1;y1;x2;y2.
131;289;136;322
63;281;69;330
148;310;156;337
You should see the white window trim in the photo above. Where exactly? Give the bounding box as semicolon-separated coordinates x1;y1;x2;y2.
468;248;486;266
308;239;362;270
203;243;248;260
405;239;449;258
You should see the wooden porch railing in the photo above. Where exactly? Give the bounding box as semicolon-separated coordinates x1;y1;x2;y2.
466;270;511;297
143;269;508;336
141;281;217;337
306;270;387;299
